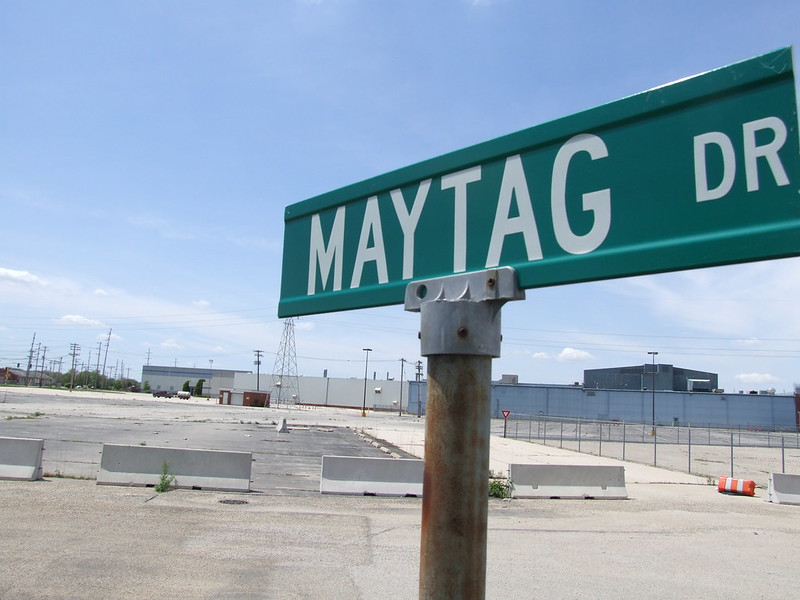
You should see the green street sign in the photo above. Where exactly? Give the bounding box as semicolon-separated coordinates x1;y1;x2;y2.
279;48;800;318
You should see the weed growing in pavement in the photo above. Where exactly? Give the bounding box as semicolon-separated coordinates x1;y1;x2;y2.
155;460;176;493
489;471;512;499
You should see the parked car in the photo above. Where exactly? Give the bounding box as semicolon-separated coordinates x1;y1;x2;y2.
152;390;175;398
176;391;191;399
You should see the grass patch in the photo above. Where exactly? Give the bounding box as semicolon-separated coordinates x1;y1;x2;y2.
5;411;45;420
44;470;95;481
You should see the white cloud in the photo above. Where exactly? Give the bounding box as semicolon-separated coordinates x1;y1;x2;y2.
58;314;104;327
557;347;594;362
735;372;779;385
93;289;110;296
0;267;47;286
193;300;210;308
532;352;551;360
160;339;183;350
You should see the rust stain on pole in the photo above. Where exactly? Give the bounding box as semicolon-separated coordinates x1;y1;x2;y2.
419;354;491;600
405;268;524;600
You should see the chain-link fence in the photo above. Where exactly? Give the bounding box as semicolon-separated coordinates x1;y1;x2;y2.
493;414;800;488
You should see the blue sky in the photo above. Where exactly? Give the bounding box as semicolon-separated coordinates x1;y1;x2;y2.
1;1;799;393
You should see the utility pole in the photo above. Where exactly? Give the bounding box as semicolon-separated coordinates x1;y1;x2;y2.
399;358;409;416
38;346;47;387
361;348;372;417
101;329;112;389
95;342;102;388
69;343;80;391
25;333;36;386
254;350;263;391
416;360;423;417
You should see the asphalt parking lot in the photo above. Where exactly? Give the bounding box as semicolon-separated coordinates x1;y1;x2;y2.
2;388;799;599
0;390;414;494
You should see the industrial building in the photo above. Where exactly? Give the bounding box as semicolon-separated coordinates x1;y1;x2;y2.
140;365;249;397
583;363;719;392
141;364;799;432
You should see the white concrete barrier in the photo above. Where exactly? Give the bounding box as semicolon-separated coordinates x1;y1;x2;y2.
0;437;44;481
510;464;628;499
321;455;423;496
98;444;252;492
765;472;800;505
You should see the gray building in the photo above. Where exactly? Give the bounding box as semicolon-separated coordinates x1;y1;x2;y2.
141;365;250;397
232;372;410;412
583;363;719;392
406;379;799;432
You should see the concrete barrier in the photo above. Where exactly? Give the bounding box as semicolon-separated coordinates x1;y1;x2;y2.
98;444;252;492
320;455;423;496
0;437;44;481
765;473;800;505
510;464;628;499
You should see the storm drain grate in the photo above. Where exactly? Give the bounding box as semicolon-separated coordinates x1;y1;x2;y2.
219;499;249;505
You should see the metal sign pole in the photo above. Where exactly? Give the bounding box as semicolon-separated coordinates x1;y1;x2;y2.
405;268;524;600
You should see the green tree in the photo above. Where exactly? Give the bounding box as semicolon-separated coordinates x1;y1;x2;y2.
193;379;205;396
182;380;190;392
143;381;151;393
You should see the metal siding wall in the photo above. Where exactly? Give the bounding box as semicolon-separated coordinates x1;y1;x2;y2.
495;385;797;430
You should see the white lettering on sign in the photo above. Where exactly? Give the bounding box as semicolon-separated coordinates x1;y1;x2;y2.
743;117;789;192
391;179;431;280
441;166;482;273
308;206;345;295
694;116;789;202
551;134;611;255
306;133;615;295
693;132;736;201
350;196;388;289
485;154;543;268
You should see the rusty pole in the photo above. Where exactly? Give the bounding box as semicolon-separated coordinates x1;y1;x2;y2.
405;268;524;600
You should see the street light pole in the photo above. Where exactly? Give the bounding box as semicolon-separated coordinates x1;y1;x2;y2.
254;350;263;391
647;351;658;437
399;358;408;417
361;348;372;417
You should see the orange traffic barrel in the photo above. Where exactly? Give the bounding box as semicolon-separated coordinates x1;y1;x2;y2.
718;476;756;496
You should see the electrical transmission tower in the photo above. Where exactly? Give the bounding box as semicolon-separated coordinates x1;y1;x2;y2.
271;318;299;406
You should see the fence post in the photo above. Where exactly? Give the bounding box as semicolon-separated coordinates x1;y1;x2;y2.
578;418;582;453
622;420;627;461
543;416;548;446
559;420;564;449
688;426;692;474
598;421;603;457
730;433;734;478
782;435;785;473
653;424;657;467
